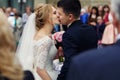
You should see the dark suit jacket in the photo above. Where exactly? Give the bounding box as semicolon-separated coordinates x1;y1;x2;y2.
24;70;34;80
57;20;98;80
67;39;120;80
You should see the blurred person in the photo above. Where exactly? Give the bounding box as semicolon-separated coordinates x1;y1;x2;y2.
88;6;99;27
0;12;23;80
101;10;117;47
14;12;22;45
12;8;21;17
5;7;12;17
96;16;106;41
100;4;117;47
12;8;18;14
22;6;32;26
8;9;15;32
103;4;111;25
8;11;22;41
16;4;60;80
98;5;103;17
57;0;98;80
87;5;92;16
67;0;120;80
80;8;89;24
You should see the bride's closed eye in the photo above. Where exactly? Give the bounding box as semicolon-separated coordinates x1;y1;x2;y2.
53;11;57;14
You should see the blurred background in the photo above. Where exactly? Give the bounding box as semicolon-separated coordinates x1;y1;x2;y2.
0;0;110;14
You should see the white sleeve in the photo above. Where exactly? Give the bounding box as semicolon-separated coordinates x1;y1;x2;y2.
34;38;52;69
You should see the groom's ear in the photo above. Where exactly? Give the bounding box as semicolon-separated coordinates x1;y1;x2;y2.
68;14;74;21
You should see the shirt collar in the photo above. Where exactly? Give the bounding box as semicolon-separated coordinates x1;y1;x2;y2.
67;23;72;28
67;18;80;28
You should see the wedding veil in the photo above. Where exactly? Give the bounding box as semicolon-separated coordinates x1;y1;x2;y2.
16;13;36;71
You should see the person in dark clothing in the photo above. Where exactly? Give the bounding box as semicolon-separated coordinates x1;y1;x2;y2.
57;0;98;80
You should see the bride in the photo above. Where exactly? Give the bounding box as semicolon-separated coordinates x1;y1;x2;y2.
16;4;60;80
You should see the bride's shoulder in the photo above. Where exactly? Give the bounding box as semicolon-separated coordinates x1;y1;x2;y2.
34;35;52;44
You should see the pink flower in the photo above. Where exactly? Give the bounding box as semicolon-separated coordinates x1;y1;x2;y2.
52;31;65;42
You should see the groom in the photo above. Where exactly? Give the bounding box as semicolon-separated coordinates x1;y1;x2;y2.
67;0;120;80
57;0;98;80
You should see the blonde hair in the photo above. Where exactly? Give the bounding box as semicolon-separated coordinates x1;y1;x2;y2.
0;12;23;80
34;4;53;30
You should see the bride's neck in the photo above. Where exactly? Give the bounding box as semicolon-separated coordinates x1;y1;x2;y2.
38;23;53;36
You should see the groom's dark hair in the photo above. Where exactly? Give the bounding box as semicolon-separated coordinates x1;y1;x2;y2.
57;0;81;19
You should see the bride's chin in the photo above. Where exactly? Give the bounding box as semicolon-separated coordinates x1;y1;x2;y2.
57;21;60;24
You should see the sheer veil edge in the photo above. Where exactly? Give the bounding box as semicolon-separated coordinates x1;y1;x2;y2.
16;13;36;71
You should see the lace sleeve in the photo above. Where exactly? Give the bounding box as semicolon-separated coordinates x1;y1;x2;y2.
34;37;52;69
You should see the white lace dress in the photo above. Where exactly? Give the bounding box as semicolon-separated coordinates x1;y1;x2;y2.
32;36;58;80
